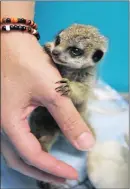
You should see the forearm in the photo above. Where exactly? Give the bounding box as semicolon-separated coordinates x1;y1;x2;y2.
1;1;35;19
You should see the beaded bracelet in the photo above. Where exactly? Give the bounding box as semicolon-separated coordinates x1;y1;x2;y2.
0;24;40;40
0;17;37;29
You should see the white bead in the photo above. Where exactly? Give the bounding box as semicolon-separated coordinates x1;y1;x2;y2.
32;29;36;34
6;25;10;31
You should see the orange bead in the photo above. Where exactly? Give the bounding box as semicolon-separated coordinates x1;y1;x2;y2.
14;18;18;23
30;21;34;26
11;18;18;23
11;18;14;22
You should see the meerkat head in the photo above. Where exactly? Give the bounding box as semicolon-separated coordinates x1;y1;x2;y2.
44;24;108;69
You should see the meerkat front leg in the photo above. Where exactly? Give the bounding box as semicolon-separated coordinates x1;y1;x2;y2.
55;78;89;105
55;79;96;137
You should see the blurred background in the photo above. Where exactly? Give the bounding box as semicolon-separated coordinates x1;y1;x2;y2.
35;1;128;93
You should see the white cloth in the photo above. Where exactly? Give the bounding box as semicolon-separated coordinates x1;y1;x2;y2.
1;80;129;188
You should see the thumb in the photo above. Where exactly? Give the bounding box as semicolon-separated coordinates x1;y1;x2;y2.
46;96;95;151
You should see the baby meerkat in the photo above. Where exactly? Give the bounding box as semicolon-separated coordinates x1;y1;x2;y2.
30;24;108;188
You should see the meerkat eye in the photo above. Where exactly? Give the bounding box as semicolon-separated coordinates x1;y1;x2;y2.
69;47;84;57
55;35;61;46
92;49;104;63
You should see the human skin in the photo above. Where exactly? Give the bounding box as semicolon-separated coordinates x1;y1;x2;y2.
1;1;95;184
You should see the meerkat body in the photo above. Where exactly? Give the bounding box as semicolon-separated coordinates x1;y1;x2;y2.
30;24;108;188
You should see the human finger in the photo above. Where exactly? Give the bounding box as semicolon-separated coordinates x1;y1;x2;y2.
46;97;95;151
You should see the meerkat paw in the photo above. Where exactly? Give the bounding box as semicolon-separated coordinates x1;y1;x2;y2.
55;78;71;96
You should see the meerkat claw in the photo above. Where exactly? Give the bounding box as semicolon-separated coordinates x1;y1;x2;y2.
55;84;68;90
61;90;71;96
55;78;71;96
55;78;69;84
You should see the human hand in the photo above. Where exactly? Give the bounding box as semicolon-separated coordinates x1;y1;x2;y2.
1;32;95;183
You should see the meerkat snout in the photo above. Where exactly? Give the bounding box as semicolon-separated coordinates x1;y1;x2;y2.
52;49;61;56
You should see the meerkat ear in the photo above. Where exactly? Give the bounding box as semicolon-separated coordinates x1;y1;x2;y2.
54;29;64;40
102;35;109;43
103;35;109;50
72;23;78;26
56;29;64;36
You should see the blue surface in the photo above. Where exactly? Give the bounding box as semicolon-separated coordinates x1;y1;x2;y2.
34;1;128;92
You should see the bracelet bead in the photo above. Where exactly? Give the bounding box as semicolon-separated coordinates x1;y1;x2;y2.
28;27;32;33
6;25;10;31
2;18;6;23
11;18;18;23
2;25;6;31
14;25;19;30
18;18;26;24
10;25;14;29
26;20;31;25
21;26;26;31
6;18;11;23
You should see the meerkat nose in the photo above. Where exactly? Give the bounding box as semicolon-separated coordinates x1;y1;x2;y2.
52;49;61;56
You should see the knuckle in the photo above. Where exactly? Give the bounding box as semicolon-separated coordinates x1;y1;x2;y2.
62;116;79;132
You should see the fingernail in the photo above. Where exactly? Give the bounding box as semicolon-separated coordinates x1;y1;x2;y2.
75;132;95;151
